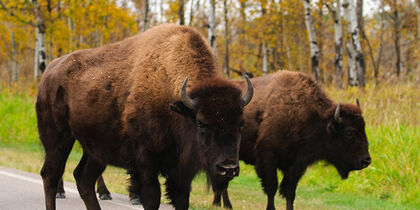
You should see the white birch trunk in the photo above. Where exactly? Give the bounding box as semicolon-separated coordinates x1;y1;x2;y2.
223;0;230;77
262;42;268;75
343;0;364;86
34;28;39;79
189;0;194;25
7;22;18;82
416;0;420;40
303;0;321;81
280;0;292;70
143;0;149;32
327;0;344;88
33;0;47;79
208;0;217;54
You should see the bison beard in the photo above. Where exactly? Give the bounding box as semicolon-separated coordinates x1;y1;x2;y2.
36;24;253;210
210;71;371;210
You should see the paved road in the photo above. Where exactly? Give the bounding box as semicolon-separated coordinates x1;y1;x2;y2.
0;166;173;210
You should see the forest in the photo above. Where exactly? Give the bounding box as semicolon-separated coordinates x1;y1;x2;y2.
0;0;419;86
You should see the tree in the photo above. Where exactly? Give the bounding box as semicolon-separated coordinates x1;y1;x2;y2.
208;0;217;54
179;0;185;25
342;0;365;87
326;0;344;88
303;0;321;82
223;0;230;77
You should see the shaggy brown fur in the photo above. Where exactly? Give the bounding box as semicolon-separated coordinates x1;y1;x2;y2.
211;71;371;210
36;24;252;210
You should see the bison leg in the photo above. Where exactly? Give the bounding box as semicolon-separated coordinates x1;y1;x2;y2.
133;166;160;210
96;175;112;200
165;170;194;210
73;153;106;210
255;152;278;210
222;188;232;209
56;178;66;199
279;167;304;210
39;128;75;210
212;190;222;207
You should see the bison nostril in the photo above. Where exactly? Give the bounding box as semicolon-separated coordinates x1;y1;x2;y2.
361;157;371;166
216;163;239;177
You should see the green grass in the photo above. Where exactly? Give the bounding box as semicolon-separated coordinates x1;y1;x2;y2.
0;84;419;209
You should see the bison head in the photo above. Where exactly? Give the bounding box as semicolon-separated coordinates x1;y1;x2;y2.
326;101;371;179
170;76;253;183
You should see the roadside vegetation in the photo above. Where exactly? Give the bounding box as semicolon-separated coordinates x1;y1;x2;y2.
0;82;419;209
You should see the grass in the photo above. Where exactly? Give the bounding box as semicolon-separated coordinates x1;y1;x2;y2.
0;82;419;209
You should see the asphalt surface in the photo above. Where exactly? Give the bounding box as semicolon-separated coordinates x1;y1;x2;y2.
0;166;174;210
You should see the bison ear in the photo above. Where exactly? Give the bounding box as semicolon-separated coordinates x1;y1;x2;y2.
170;101;194;118
327;121;339;135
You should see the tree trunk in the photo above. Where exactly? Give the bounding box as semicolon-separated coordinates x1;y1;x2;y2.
143;0;149;32
262;42;268;75
189;0;194;25
179;0;185;25
280;0;292;70
343;0;364;86
354;0;365;86
392;9;402;77
7;22;19;82
416;0;420;40
357;0;378;84
33;0;47;80
374;9;385;82
208;0;217;54
303;0;321;82
326;0;344;88
223;0;230;77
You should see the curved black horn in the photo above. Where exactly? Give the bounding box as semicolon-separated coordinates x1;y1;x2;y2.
242;75;254;106
356;98;360;108
334;102;342;122
180;77;196;109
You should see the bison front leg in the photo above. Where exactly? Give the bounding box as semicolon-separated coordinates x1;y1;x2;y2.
255;152;278;210
211;182;232;209
222;188;232;209
212;190;222;207
279;166;305;210
73;153;106;210
165;170;194;210
134;168;161;210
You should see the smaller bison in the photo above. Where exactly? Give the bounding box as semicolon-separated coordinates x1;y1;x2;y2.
212;71;371;210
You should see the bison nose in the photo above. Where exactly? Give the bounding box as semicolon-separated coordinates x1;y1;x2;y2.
216;162;239;178
360;156;371;167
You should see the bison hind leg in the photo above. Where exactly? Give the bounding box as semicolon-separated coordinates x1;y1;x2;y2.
73;153;106;210
96;175;112;200
38;118;75;209
56;179;66;199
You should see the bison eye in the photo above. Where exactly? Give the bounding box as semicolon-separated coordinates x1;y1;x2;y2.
345;130;354;139
239;120;245;128
197;120;208;128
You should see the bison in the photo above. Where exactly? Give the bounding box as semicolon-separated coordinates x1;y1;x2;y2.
211;71;371;210
36;24;253;210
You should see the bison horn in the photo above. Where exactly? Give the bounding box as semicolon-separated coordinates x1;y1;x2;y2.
242;75;254;106
334;102;342;123
356;98;360;108
180;77;197;109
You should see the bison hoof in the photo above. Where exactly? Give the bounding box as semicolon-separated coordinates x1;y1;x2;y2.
130;198;141;205
99;193;112;200
224;204;233;209
56;192;66;199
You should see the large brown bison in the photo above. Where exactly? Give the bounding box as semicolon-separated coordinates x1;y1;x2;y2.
36;24;253;210
211;71;371;210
